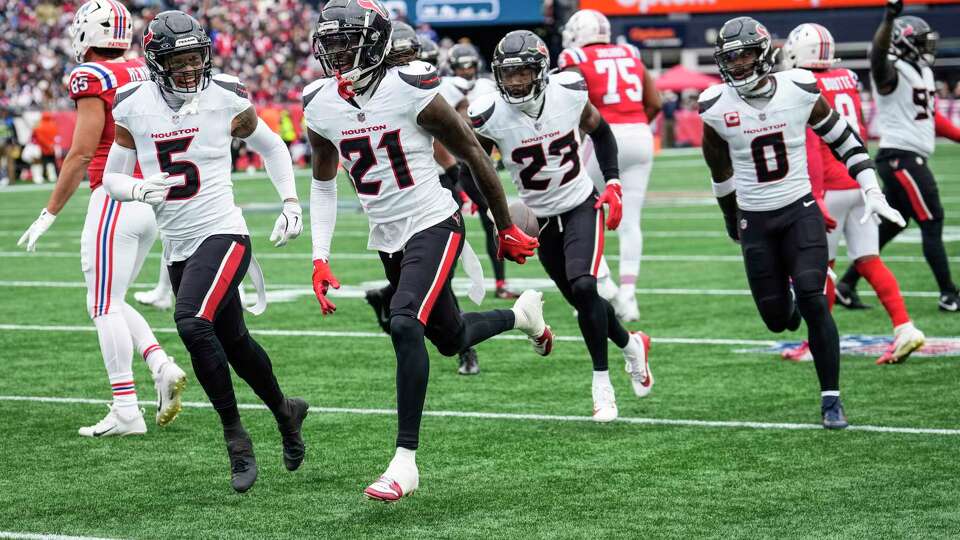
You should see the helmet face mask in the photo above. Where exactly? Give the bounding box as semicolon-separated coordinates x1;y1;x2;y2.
714;17;775;93
893;17;938;66
498;64;539;101
143;12;212;96
162;49;209;93
492;31;550;106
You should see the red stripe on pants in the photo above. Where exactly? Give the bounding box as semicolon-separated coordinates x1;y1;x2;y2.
198;242;246;322
893;169;931;221
417;231;462;324
93;197;110;316
104;202;121;315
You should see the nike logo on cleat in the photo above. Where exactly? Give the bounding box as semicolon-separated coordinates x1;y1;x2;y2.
92;426;116;437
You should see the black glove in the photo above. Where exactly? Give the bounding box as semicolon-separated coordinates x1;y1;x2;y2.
886;0;903;20
723;213;740;244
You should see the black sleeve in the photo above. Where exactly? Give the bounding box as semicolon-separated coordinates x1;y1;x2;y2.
717;192;740;242
586;117;619;182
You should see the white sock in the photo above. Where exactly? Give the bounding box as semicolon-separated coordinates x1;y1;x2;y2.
387;447;416;476
596;256;612;281
821;390;840;398
122;303;168;376
619;281;636;297
592;370;611;387
94;313;137;409
154;258;172;295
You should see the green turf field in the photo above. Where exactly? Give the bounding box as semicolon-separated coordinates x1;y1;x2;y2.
1;145;958;539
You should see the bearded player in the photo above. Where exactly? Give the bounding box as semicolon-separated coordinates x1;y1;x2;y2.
781;23;925;365
559;9;662;322
700;17;905;428
18;0;187;437
304;0;550;502
103;11;309;493
471;31;653;423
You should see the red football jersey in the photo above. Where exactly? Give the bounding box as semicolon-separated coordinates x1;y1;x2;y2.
67;58;149;189
558;43;649;124
811;68;865;191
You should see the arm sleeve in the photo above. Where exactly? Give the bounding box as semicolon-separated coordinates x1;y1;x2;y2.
102;143;140;202
935;110;960;142
310;177;337;261
242;119;297;201
587;117;620;182
810;108;878;190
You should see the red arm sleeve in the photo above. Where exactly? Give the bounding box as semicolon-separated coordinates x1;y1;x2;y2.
935;110;960;142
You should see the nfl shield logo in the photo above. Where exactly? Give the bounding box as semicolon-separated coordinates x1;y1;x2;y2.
740;218;748;230
534;122;542;131
357;112;366;122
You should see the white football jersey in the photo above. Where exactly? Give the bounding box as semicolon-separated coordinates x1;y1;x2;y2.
873;58;936;157
452;76;497;104
698;69;821;212
438;76;468;109
112;74;250;262
302;61;458;253
470;71;594;217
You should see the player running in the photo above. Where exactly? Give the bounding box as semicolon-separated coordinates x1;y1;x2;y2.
836;0;959;313
559;9;662;322
102;11;309;493
781;23;925;365
699;17;905;428
304;0;550;502
470;30;653;423
18;0;186;437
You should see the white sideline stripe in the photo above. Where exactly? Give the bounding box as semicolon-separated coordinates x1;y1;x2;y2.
0;394;957;436
0;324;777;346
0;533;121;540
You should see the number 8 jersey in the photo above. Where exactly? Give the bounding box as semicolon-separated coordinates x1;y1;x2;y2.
470;71;594;218
698;69;821;212
112;74;250;262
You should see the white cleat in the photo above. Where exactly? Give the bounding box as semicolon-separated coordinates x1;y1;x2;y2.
364;459;419;502
880;322;926;365
597;274;618;302
134;287;173;310
512;289;553;356
623;331;653;397
592;380;618;423
78;404;147;437
611;292;640;322
154;359;187;426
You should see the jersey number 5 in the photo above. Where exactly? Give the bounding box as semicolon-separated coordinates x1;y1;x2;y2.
594;58;643;105
155;136;200;200
751;132;789;183
511;130;581;191
340;130;413;196
913;88;936;120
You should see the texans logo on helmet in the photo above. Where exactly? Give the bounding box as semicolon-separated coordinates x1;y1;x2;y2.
143;29;154;47
357;0;388;18
535;42;548;56
756;24;770;38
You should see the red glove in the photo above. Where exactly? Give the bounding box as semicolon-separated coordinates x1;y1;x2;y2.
312;259;340;315
594;181;623;230
335;72;355;100
497;224;538;264
815;196;837;233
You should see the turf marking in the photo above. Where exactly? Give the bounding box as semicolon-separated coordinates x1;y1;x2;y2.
0;395;957;436
0;533;121;540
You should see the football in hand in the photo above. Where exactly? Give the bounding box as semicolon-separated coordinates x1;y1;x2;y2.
509;201;540;238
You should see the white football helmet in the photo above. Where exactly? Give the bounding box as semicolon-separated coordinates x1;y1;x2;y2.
70;0;133;63
783;23;840;70
562;9;611;49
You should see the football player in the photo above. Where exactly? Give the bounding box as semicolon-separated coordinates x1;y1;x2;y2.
18;0;186;436
559;9;662;322
364;23;483;375
835;0;960;313
470;31;653;423
781;23;925;364
102;11;309;493
304;0;550;502
700;17;905;428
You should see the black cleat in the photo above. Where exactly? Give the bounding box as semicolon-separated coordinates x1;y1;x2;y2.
365;289;392;334
225;429;258;493
457;347;480;375
938;290;959;312
821;396;849;430
278;397;309;471
836;282;871;310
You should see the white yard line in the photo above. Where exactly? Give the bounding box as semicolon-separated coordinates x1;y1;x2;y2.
0;533;122;540
0;394;956;436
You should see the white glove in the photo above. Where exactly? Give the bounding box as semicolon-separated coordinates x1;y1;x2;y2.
132;172;179;206
18;208;57;252
270;200;303;247
861;187;906;227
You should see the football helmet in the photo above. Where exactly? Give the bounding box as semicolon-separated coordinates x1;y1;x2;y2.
492;30;550;105
385;21;419;65
783;23;839;70
892;16;938;66
143;11;212;95
312;0;392;84
714;17;776;92
418;36;440;67
448;43;483;79
561;9;611;49
70;0;133;62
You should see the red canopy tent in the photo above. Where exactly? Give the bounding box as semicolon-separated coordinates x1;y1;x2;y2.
655;65;721;92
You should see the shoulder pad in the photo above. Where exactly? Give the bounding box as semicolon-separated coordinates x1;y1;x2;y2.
398;62;441;90
450;76;473;93
557;49;581;69
112;82;146;110
302;78;329;109
212;74;249;99
468;94;497;129
69;63;118;97
783;68;819;95
552;70;588;91
697;84;725;115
